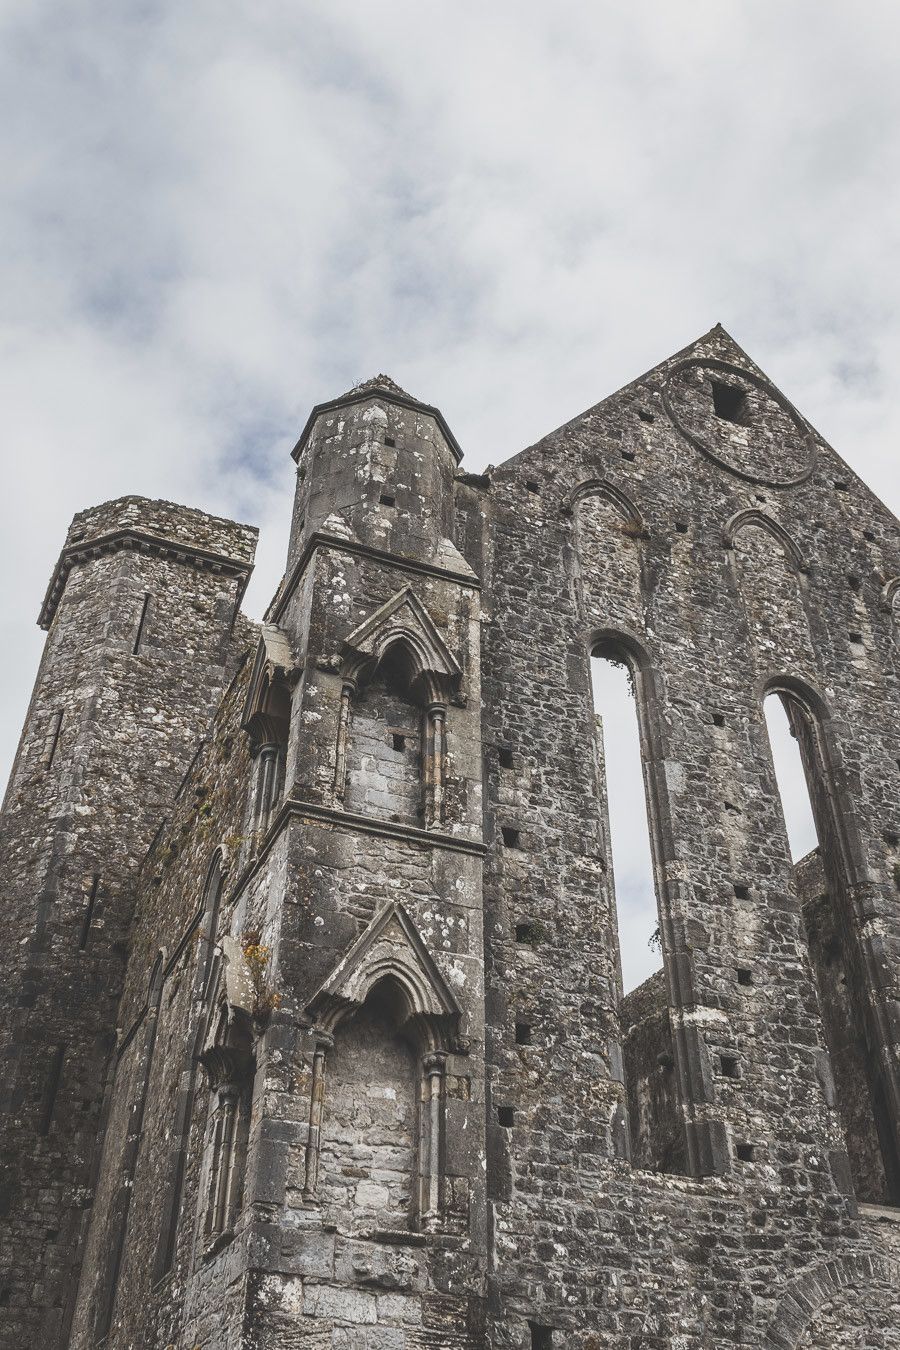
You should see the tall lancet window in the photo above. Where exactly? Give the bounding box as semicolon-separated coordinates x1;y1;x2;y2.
765;683;900;1205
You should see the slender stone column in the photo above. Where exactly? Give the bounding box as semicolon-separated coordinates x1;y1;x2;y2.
332;682;355;805
256;744;279;834
420;1051;446;1229
425;704;446;827
302;1030;333;1201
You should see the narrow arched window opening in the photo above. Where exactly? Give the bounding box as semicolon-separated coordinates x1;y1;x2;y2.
591;656;660;995
765;689;900;1204
591;647;685;1175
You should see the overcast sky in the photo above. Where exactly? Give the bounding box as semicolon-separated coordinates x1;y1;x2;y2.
2;3;898;980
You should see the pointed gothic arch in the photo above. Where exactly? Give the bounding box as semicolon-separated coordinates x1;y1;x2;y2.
723;509;808;572
763;674;900;1203
563;478;645;532
332;588;461;827
589;628;728;1179
302;902;461;1230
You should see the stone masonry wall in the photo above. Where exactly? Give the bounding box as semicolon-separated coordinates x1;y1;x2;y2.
478;326;900;1346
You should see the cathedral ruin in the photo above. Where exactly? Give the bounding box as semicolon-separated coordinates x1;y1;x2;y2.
2;325;900;1347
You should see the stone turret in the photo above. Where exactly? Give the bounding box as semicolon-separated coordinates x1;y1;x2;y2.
286;374;465;574
0;497;256;1349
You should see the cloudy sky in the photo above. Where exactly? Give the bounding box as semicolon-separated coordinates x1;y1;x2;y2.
2;2;898;982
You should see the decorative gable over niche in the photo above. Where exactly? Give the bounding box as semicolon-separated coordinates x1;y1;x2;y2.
308;901;462;1050
342;587;462;703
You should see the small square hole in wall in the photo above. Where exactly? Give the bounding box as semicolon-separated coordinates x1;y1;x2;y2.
384;435;396;447
711;380;749;425
530;1325;554;1350
720;1054;740;1079
637;408;654;423
675;521;688;533
501;827;522;849
379;493;396;507
736;1142;755;1163
620;449;636;461
525;480;540;494
498;747;515;769
847;574;861;591
515;922;539;944
864;529;876;542
712;712;725;727
834;481;849;492
733;883;750;900
849;631;863;645
515;1021;532;1046
392;733;406;752
737;968;753;986
498;1106;514;1127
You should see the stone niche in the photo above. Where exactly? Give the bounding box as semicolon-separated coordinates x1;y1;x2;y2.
318;981;419;1232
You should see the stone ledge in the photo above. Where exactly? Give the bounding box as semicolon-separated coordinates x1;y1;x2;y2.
281;799;487;857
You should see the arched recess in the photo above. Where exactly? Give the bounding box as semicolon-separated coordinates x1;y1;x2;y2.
727;514;813;672
764;1253;900;1348
335;588;461;828
765;675;900;1204
723;509;808;573
564;477;645;531
568;480;646;633
590;631;726;1179
303;902;462;1232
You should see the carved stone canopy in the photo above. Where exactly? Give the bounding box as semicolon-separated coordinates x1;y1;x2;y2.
341;588;462;706
199;999;253;1091
308;901;462;1052
197;937;258;1090
242;623;294;750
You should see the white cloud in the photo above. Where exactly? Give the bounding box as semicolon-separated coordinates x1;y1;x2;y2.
2;1;900;872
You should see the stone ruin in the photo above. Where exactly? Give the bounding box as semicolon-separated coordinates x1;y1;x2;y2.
2;326;900;1347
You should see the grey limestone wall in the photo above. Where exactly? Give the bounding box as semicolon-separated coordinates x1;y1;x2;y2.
477;325;900;1346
